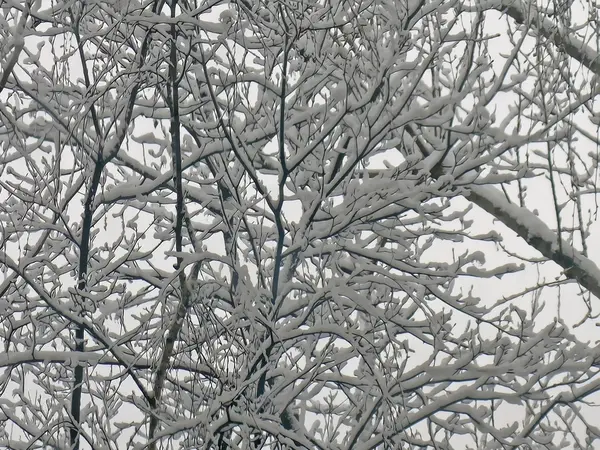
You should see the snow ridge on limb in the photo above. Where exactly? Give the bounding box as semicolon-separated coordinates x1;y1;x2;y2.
467;185;600;300
402;119;600;300
447;0;600;300
495;0;600;77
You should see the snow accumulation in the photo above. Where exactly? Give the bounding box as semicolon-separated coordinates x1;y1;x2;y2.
469;185;600;299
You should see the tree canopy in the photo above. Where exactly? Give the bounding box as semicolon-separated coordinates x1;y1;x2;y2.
1;0;600;448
